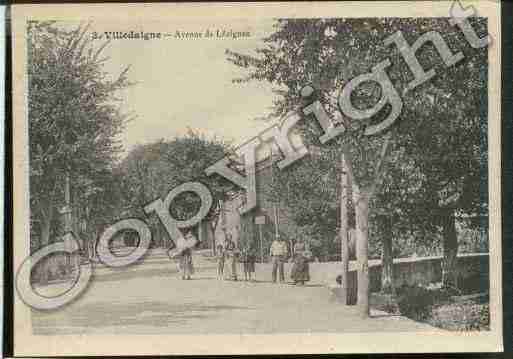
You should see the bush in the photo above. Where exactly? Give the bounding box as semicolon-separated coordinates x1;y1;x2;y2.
395;284;490;331
396;284;437;320
430;301;490;331
476;304;490;330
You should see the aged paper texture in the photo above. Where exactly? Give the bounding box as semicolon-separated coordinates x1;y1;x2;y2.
11;1;502;355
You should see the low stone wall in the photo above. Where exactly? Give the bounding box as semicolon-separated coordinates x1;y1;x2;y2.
382;253;489;293
311;253;489;296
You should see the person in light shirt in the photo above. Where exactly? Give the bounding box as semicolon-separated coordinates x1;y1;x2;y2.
270;234;288;283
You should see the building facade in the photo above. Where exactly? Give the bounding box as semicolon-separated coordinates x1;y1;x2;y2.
214;155;302;260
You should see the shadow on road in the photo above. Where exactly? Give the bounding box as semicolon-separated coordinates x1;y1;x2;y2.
92;266;217;283
370;313;403;319
178;276;217;281
33;301;255;334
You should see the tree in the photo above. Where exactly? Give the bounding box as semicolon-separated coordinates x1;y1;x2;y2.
227;17;488;313
228;19;403;315
390;18;488;289
28;21;133;278
119;131;235;250
266;147;360;260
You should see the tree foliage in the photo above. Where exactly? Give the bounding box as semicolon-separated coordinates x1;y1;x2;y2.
118;131;234;243
227;18;488;271
28;21;133;250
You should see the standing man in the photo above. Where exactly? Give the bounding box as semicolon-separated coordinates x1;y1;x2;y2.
270;234;288;283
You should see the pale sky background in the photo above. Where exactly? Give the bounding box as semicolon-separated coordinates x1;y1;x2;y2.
91;18;280;158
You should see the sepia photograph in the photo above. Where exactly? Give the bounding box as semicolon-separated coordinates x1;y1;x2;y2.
10;1;503;355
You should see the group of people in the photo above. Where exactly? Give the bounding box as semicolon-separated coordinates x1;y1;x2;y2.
270;235;311;285
175;233;312;285
216;235;257;281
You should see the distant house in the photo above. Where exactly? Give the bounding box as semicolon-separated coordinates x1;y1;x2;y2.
214;155;301;258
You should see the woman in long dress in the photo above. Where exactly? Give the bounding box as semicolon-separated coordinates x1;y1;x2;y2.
224;236;238;281
179;247;194;280
290;240;311;285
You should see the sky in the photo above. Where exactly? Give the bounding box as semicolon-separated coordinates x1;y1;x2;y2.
91;18;279;157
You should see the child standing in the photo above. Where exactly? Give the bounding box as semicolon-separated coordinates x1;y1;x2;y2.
216;244;225;280
240;246;256;282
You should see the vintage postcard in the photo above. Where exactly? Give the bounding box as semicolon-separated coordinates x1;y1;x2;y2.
11;1;503;356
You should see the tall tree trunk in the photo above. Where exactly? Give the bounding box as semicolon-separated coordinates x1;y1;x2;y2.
209;221;217;256
157;224;165;247
198;219;210;249
38;199;53;283
381;218;394;293
340;152;349;305
40;212;51;248
197;220;204;247
442;209;458;289
353;189;370;317
92;228;99;259
85;232;93;259
63;173;74;273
